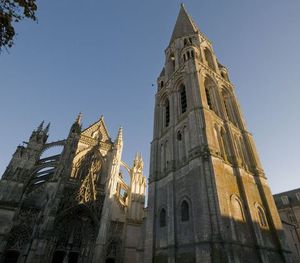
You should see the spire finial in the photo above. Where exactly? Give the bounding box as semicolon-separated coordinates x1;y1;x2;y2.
76;112;82;124
115;126;123;145
37;121;44;132
44;122;50;133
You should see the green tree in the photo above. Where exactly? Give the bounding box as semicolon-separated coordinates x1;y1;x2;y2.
0;0;37;51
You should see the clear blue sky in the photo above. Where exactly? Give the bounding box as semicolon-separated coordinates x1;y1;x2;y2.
0;0;299;194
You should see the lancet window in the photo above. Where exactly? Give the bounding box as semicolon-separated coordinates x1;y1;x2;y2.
165;98;170;127
180;85;187;114
257;206;268;228
204;48;216;70
181;200;189;221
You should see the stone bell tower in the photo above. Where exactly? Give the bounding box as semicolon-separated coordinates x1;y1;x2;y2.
144;4;291;263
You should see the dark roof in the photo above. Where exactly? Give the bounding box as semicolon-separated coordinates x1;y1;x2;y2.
273;188;300;209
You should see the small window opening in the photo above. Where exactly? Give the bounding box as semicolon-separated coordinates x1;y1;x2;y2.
204;48;215;70
205;87;212;110
180;86;187;114
287;212;297;224
170;54;175;69
223;98;230;119
165;99;170;127
160;209;166;227
181;201;189;221
187;51;190;59
160;81;164;88
191;50;195;58
257;207;267;227
281;196;289;205
177;131;182;141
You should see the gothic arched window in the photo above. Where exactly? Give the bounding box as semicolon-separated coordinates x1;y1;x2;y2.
214;125;225;158
231;196;245;222
204;78;220;116
257;206;268;228
180;85;187;114
165;98;170;127
168;53;175;74
220;128;231;161
181;200;189;221
222;89;238;125
177;131;182;141
160;209;166;227
204;48;215;70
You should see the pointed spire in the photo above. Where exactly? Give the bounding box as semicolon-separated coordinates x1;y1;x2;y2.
75;112;82;125
169;4;199;45
115;126;123;145
133;152;144;171
44;122;50;134
36;121;44;132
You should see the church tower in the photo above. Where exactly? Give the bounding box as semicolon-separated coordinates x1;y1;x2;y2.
144;5;291;263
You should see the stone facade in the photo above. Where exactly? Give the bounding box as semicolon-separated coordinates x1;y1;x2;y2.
0;115;146;263
143;4;293;263
274;189;300;262
0;4;296;263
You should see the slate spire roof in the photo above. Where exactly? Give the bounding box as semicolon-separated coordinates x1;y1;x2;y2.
169;4;199;45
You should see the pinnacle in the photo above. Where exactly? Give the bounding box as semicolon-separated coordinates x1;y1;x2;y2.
169;4;199;45
75;112;82;125
37;121;44;132
115;126;123;144
44;122;50;133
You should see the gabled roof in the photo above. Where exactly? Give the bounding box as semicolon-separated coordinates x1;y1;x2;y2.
81;116;111;142
169;4;199;45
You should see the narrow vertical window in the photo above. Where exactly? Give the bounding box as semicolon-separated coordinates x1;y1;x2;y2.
180;85;187;114
160;209;166;227
257;206;267;227
205;87;212;110
160;81;164;88
204;48;215;70
223;96;230;120
181;200;189;221
231;196;244;221
191;50;195;58
165;99;170;127
221;128;231;161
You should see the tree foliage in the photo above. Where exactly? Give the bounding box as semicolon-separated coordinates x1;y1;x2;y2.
0;0;37;51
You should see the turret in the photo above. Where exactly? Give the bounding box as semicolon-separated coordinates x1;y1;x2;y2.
2;121;49;181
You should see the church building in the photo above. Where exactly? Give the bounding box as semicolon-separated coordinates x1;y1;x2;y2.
0;115;146;263
0;4;295;263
